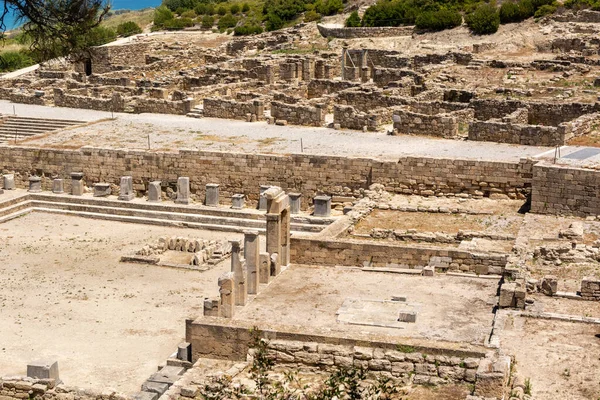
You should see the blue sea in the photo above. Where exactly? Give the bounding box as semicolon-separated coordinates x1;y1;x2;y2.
5;0;162;30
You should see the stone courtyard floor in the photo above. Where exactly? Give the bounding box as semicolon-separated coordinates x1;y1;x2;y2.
0;212;239;393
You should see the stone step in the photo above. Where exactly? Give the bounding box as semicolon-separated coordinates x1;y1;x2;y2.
5;116;82;124
3;119;78;127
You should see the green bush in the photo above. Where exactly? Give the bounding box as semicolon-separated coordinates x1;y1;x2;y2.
164;17;195;29
500;1;525;22
181;9;197;18
263;0;307;30
206;4;216;14
534;3;557;16
563;0;593;8
201;14;215;27
466;3;499;34
415;8;462;30
194;3;206;14
154;6;175;27
217;5;227;15
345;10;361;26
361;0;421;27
85;26;117;46
314;0;343;15
116;21;143;36
305;9;322;21
218;13;238;30
242;2;251;12
230;4;241;14
0;50;34;72
234;23;264;34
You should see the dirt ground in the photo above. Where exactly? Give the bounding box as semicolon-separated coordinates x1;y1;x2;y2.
498;311;600;400
236;265;498;345
0;213;239;393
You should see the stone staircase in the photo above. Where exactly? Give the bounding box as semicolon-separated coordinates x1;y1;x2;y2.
186;106;203;119
0;116;83;143
466;59;485;70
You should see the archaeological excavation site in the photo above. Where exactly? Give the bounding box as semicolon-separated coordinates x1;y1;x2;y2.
3;3;600;400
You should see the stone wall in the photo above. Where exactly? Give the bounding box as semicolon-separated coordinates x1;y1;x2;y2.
581;276;600;300
290;237;507;274
88;74;132;87
307;79;359;98
53;88;125;112
0;377;130;400
271;101;326;127
393;109;459;138
203;98;264;120
89;42;149;74
531;161;600;217
134;97;195;115
333;105;391;131
468;121;564;146
373;68;424;87
317;24;414;39
337;87;409;112
0;146;534;203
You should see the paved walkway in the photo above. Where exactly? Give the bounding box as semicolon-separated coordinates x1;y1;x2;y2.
0;100;558;162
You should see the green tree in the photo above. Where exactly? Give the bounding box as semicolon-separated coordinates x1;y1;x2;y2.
0;50;34;72
230;4;241;14
116;21;143;36
345;10;361;26
217;5;228;15
201;14;215;28
154;5;175;27
466;3;500;34
242;3;251;12
218;13;238;30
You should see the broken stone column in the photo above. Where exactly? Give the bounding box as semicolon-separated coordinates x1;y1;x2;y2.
70;172;84;196
3;174;15;190
175;177;190;204
289;192;301;214
28;176;42;193
93;183;111;197
259;185;270;211
313;195;331;217
148;181;162;202
52;179;64;194
119;176;135;201
203;298;220;317
230;240;247;306
540;275;558;296
259;252;271;284
244;230;260;294
205;183;219;207
218;272;235;318
266;213;281;258
177;342;191;362
231;194;245;209
271;253;280;277
27;360;59;380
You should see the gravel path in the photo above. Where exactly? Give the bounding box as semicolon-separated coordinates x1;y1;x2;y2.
1;101;553;162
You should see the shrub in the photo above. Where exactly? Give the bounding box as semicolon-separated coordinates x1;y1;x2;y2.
217;5;227;15
201;14;215;28
230;4;241;14
116;21;143;37
534;3;557;16
500;1;524;23
218;13;238;30
0;50;34;72
164;17;194;29
361;0;420;27
85;26;117;46
263;0;307;30
305;9;322;21
466;3;500;34
206;4;216;14
315;0;343;15
181;9;197;18
415;8;462;31
345;10;361;26
154;6;175;27
234;23;264;34
242;2;251;12
194;3;206;14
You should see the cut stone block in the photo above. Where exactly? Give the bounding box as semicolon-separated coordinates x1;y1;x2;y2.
70;172;84;196
422;266;435;276
141;381;169;395
93;183;111;197
259;252;271;284
148;181;162;202
289;192;301;214
313;195;331;217
259;185;270;211
52;179;64;194
203;298;220;317
3;174;15;190
27;360;59;380
119;176;135;201
205;183;219;206
244;230;260;294
133;392;158;400
175;177;190;204
177;342;191;362
541;275;558;296
398;311;417;323
28;176;42;193
231;194;244;209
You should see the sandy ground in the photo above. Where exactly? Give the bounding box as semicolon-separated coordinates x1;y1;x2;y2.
498;311;600;400
0;212;240;393
236;265;498;345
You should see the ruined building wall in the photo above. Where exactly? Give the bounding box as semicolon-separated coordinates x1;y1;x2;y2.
203;98;264;120
53;88;125;112
133;98;195;115
333;105;391;131
372;68;424;87
393;109;459;138
271;101;326;127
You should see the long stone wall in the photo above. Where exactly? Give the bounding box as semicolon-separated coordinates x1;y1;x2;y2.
373;68;424;87
531;161;600;217
468;121;564;146
290;237;507;274
203;98;264;120
0;377;130;400
333;105;390;131
393;109;459;138
271;101;326;127
0;146;534;202
317;24;414;39
53;88;125;112
134;98;195;115
307;79;359;99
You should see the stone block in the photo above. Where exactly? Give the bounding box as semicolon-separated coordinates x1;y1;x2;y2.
499;282;516;308
93;183;111;197
289;193;301;214
3;174;15;190
231;194;245;209
422;265;434;276
180;386;199;398
52;179;64;194
541;275;558;296
132;392;158;400
70;172;84;196
148;181;162;202
141;381;169;395
177;342;191;362
119;176;135;201
259;185;270;211
398;311;417;322
27;360;59;380
175;177;190;204
313;195;331;217
28;176;42;193
205;183;219;206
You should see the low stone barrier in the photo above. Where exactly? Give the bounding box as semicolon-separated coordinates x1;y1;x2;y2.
271;101;326;127
134;97;195;115
53;88;124;112
333;104;391;131
317;24;414;39
393;109;459;138
203;98;264;121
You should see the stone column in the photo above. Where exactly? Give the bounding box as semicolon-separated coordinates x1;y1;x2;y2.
231;194;245;209
230;240;247;306
3;174;15;190
289;193;301;214
218;272;235;318
52;179;64;194
70;172;84;196
259;185;270;211
244;231;260;294
314;195;331;217
203;298;220;317
280;208;291;267
341;47;347;80
259;252;271;284
265;213;281;256
28;176;42;193
205;183;219;207
175;177;190;204
270;253;280;277
118;176;135;201
148;181;162;202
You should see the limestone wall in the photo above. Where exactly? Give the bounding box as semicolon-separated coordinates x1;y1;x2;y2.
581;277;600;300
373;68;424;87
393;109;459;138
531;162;600;217
0;146;534;202
271;101;326;127
53;88;125;112
337;88;409;112
317;24;414;39
89;42;149;74
88;75;132;87
333;105;390;131
0;377;130;400
134;98;195;115
290;237;507;274
307;79;359;98
468;121;564;146
203;98;264;120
